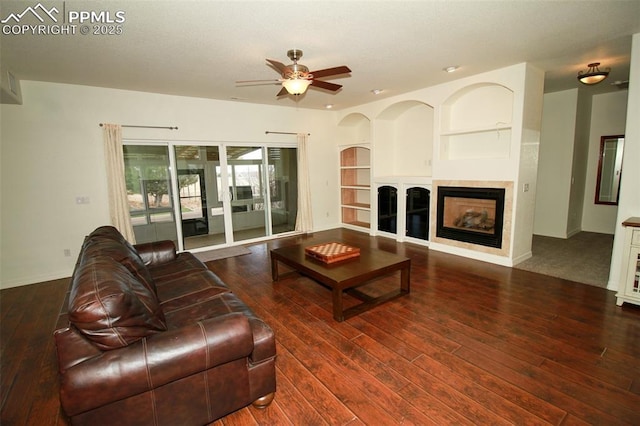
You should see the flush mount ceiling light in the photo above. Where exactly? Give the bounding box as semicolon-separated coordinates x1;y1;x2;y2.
577;62;610;85
443;66;459;73
371;89;383;95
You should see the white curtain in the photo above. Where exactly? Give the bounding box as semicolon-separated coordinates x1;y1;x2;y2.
295;133;313;233
103;123;136;243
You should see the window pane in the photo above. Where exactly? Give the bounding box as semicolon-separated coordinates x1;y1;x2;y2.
123;145;177;244
268;147;297;234
175;145;226;249
228;146;266;241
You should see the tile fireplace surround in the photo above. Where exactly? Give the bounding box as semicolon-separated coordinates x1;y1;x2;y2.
437;186;505;249
431;180;513;258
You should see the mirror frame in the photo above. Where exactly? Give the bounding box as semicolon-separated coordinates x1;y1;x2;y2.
594;134;624;205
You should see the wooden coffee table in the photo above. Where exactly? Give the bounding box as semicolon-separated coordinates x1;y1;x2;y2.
270;243;410;321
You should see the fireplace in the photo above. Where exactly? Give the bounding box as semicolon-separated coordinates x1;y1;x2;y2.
436;186;505;248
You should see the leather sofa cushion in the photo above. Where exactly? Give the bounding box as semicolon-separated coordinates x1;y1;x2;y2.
69;256;167;350
83;232;158;297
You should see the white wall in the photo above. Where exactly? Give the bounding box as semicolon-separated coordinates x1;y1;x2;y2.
0;81;339;288
393;104;434;177
534;89;578;237
582;90;629;234
609;32;640;291
566;89;593;237
512;63;545;263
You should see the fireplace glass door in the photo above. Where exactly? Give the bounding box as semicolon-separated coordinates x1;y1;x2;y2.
436;186;505;248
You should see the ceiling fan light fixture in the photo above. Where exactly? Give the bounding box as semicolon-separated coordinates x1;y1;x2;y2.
282;78;311;95
577;62;610;85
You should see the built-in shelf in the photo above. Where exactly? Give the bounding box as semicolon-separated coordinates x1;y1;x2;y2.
340;146;371;229
441;123;512;136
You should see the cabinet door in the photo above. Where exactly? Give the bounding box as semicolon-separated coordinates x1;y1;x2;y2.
623;246;640;299
378;186;398;234
406;187;430;240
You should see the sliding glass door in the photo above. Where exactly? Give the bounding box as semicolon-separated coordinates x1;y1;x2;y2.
227;146;268;242
226;146;298;242
124;142;297;251
268;147;297;234
123;145;178;244
174;146;226;250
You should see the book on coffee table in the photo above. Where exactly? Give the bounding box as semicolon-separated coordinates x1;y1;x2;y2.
304;242;360;264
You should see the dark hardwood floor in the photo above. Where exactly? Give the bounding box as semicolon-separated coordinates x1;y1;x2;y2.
2;228;640;425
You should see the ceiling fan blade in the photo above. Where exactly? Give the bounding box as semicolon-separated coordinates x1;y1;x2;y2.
310;66;351;79
236;79;281;86
311;80;342;91
266;59;287;74
276;87;288;97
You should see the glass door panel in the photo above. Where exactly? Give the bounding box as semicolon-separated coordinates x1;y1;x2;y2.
175;145;225;250
406;187;430;240
178;170;207;237
227;146;267;242
378;185;398;234
268;147;297;234
123;145;178;245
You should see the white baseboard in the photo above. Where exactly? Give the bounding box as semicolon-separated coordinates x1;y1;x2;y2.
512;251;532;266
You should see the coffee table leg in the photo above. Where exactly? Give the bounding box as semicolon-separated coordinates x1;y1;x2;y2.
332;288;344;322
401;264;410;293
271;256;279;281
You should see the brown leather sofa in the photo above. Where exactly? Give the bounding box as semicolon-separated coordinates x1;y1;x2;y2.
53;226;276;425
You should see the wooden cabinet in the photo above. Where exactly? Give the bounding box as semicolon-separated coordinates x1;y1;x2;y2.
616;217;640;307
340;146;371;229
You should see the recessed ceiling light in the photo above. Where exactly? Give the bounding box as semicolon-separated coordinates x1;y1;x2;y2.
371;89;383;95
324;104;334;109
443;66;459;73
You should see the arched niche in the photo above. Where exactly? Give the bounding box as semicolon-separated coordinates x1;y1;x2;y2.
441;83;513;132
440;83;514;160
374;100;434;176
337;112;371;145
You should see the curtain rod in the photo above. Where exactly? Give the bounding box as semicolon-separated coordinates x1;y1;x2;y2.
99;123;178;130
265;131;310;136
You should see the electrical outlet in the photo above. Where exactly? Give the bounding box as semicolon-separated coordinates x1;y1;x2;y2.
523;183;530;192
75;196;90;204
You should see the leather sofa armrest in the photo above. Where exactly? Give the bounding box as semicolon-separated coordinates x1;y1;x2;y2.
134;240;177;265
58;313;253;417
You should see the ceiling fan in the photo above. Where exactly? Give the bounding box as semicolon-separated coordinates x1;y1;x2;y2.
237;49;351;97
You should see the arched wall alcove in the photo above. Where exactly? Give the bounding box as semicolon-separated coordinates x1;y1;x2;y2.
439;83;514;162
374;100;434;177
442;83;513;132
337;112;371;145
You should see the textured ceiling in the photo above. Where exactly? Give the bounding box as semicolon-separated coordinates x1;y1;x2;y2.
1;0;639;110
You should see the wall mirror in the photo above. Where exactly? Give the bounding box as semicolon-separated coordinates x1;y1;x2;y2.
595;135;624;205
